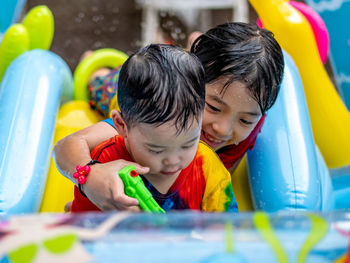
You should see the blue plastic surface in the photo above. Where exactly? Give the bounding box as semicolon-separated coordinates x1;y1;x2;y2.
0;0;27;35
247;52;327;211
0;49;72;215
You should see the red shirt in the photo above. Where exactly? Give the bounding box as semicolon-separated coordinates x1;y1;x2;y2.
71;136;238;213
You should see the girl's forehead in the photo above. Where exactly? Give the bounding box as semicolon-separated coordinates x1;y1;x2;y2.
206;78;249;98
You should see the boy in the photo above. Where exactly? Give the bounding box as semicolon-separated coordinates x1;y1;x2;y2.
71;44;238;212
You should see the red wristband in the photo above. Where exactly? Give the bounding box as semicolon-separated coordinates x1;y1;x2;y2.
73;160;100;197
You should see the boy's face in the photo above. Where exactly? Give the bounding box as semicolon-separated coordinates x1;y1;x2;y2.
120;116;202;179
201;77;262;151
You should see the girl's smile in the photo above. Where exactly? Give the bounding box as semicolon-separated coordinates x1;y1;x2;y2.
201;78;262;151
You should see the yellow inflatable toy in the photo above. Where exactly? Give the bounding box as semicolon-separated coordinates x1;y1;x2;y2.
73;48;128;101
249;0;350;169
40;101;103;212
231;156;253;211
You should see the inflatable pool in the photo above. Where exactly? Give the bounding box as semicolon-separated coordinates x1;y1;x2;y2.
0;211;349;263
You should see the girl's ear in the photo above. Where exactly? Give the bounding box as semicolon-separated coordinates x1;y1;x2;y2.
111;109;128;138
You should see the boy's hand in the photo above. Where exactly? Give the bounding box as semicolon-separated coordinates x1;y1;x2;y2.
82;159;150;211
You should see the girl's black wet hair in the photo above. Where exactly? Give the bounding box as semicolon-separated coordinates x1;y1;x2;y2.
118;44;205;133
191;22;284;114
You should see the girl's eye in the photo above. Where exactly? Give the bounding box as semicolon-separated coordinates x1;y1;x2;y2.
148;149;163;154
206;103;220;112
240;119;254;125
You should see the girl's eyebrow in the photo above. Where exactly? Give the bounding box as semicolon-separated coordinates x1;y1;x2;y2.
209;95;260;116
241;111;261;116
208;94;227;106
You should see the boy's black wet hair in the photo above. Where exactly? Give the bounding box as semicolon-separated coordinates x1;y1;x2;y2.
118;44;205;133
191;22;284;114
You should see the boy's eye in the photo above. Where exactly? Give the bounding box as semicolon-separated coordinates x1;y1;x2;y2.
206;103;220;112
148;149;163;154
182;144;194;149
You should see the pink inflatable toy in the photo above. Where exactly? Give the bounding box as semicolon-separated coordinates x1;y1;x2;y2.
257;1;329;64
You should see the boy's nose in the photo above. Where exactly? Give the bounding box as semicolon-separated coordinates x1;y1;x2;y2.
163;155;180;166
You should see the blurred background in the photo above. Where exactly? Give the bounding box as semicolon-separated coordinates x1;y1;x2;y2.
24;0;335;84
23;0;283;70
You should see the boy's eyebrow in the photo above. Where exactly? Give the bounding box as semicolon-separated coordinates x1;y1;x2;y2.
183;136;199;145
145;143;166;149
145;135;199;148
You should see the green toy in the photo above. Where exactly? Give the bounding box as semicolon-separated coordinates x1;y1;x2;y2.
0;5;54;83
0;24;29;82
22;5;54;50
118;165;165;213
73;48;128;101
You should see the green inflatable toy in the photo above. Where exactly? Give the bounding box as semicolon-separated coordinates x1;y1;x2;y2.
0;5;54;83
22;5;54;50
73;48;128;101
0;24;29;82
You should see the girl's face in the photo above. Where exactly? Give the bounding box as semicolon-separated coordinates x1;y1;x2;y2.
201;77;262;151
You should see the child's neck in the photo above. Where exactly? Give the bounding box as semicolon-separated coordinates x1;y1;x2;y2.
143;172;180;195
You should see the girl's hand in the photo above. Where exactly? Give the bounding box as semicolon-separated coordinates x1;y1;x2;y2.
82;159;149;211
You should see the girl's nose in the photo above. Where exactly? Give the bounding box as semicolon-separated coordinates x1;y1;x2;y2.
212;120;233;139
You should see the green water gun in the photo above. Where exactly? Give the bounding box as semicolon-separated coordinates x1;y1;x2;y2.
118;165;165;213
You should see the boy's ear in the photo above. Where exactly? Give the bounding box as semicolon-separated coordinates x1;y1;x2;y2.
111;109;128;138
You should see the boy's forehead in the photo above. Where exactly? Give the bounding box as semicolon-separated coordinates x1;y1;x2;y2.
134;120;201;142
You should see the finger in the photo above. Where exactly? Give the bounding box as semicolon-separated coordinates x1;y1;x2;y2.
115;194;139;207
120;160;150;174
133;164;150;174
112;176;139;207
64;201;73;213
125;206;141;213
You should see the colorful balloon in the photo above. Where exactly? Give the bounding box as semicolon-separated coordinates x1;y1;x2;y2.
0;24;29;82
22;5;54;50
289;1;329;64
73;48;128;101
249;0;350;169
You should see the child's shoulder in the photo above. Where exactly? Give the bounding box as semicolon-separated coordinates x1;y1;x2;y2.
196;141;229;176
90;135;124;160
197;140;222;161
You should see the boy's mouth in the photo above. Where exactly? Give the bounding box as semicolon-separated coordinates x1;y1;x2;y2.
201;130;225;149
160;169;181;176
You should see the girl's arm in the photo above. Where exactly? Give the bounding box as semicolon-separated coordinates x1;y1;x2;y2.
53;121;149;210
53;121;117;180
